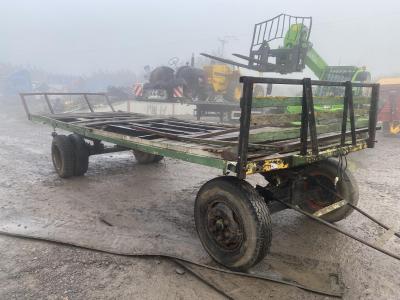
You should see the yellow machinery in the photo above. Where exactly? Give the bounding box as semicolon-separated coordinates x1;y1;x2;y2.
203;64;242;101
203;64;264;101
377;77;400;135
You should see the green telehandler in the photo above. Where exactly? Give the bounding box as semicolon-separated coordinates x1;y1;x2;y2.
201;13;371;97
201;13;371;119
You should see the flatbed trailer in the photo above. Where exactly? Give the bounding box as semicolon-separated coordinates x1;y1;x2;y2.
20;76;390;271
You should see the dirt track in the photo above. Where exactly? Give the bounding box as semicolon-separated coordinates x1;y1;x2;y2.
0;98;399;299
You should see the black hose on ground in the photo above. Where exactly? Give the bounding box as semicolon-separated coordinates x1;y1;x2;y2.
0;228;342;298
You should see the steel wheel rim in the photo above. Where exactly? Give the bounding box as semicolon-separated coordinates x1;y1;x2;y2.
205;200;244;251
52;146;62;172
303;174;338;211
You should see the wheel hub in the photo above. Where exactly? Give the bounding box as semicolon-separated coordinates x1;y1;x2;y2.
206;202;243;250
303;175;338;210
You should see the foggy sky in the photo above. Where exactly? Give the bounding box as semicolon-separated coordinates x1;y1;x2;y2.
1;0;399;79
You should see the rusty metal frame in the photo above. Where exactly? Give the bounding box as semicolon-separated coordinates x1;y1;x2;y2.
237;76;379;179
20;78;379;178
20;92;115;119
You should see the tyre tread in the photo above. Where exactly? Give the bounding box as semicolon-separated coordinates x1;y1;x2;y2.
51;135;75;178
68;134;89;176
195;176;272;270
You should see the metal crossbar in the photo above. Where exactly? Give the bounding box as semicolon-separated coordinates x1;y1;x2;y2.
236;76;380;179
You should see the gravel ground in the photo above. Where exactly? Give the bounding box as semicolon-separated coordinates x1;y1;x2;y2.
0;98;399;299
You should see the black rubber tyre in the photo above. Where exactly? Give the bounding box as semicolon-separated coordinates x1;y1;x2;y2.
253;84;265;97
194;176;272;271
298;158;359;223
51;135;75;178
133;150;163;164
68;134;89;176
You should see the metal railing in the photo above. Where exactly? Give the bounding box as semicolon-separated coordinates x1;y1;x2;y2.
236;76;380;179
20;92;115;118
251;13;312;47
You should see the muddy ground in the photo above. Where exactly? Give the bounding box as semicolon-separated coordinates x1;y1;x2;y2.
0;98;399;299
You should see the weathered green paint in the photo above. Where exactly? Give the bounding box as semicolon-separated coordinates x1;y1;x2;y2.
290;141;368;166
252;96;370;108
30;114;370;177
30;114;228;170
248;119;369;143
305;48;328;79
251;109;369;126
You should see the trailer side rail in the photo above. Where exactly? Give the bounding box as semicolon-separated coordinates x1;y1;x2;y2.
20;92;115;118
237;76;380;179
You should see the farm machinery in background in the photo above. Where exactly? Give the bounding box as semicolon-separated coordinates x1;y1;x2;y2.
198;13;372;121
134;13;371;121
134;63;208;102
202;13;371;97
377;77;400;135
133;58;265;103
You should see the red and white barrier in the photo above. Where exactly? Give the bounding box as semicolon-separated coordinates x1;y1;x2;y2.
134;83;143;97
173;86;183;98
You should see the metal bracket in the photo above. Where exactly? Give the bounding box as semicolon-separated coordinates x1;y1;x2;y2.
312;200;348;217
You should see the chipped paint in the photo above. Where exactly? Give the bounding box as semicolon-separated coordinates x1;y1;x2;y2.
30;114;371;177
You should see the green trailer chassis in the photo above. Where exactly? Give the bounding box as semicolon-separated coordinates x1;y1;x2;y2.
19;76;383;271
21;76;379;178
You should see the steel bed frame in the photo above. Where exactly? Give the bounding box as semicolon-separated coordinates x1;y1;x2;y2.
20;77;379;179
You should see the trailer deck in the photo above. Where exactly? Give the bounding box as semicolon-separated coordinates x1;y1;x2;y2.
29;110;372;173
20;76;390;271
21;77;379;177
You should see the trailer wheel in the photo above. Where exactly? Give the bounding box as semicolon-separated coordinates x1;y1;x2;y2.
133;150;163;164
298;158;359;223
68;134;89;176
51;135;75;178
195;176;272;271
253;84;265;97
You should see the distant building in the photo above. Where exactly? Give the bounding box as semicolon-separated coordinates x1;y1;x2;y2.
3;70;32;95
